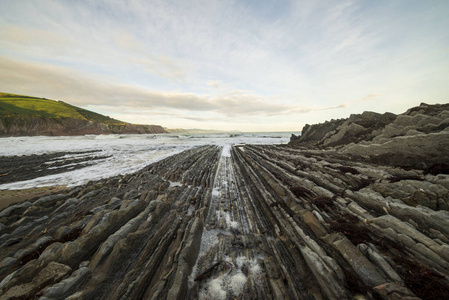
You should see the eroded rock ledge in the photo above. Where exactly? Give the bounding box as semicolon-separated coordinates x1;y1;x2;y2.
1;104;449;299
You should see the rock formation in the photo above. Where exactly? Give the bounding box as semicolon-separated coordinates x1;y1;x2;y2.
0;103;449;299
0;150;109;185
292;103;449;169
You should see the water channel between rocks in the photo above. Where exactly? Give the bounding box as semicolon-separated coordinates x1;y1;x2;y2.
188;144;265;299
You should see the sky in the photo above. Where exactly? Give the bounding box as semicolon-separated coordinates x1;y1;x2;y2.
0;0;448;132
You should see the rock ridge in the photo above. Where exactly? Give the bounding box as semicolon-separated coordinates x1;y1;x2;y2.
291;102;449;169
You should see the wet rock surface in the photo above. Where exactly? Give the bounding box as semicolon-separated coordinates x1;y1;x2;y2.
1;103;448;299
0;150;109;184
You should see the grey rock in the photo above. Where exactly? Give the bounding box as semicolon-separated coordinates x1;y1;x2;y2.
0;201;32;218
40;266;91;299
331;234;386;287
2;262;71;299
34;194;69;207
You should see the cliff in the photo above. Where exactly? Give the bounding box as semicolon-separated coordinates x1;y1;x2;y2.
0;116;166;136
0;92;166;136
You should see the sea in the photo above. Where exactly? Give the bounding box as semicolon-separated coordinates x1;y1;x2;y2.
0;132;295;190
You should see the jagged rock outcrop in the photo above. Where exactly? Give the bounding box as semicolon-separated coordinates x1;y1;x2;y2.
294;103;449;149
340;103;449;169
296;111;397;147
292;103;449;169
0;116;166;136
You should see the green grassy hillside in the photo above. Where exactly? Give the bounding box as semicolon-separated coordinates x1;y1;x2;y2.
0;92;126;125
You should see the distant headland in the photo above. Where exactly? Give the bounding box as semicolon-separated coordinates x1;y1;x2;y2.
0;92;166;136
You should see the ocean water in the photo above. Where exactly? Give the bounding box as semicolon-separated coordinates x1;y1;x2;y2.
0;132;294;190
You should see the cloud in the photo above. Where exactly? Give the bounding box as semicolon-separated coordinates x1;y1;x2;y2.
0;25;75;57
356;93;380;102
86;107;222;122
335;93;380;109
207;80;223;88
285;103;348;116
0;57;357;120
133;56;188;83
108;30;190;83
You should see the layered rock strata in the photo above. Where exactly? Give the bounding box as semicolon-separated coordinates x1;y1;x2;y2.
0;151;108;184
1;103;449;299
0;146;220;299
1;142;448;299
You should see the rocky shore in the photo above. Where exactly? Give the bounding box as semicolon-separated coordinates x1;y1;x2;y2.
0;151;109;185
0;103;448;299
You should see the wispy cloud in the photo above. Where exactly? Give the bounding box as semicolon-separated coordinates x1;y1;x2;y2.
132;56;188;83
0;57;356;119
0;25;75;57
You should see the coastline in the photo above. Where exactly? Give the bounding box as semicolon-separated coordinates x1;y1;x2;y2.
0;103;448;299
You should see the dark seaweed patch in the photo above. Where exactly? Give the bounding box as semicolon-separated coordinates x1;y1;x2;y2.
394;258;448;299
373;235;449;299
20;239;55;265
313;196;334;210
335;166;359;175
290;186;312;198
351;177;374;191
424;163;449;175
387;175;423;183
329;214;370;245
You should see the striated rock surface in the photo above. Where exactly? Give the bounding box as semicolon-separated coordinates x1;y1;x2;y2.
1;103;449;299
0;150;109;185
